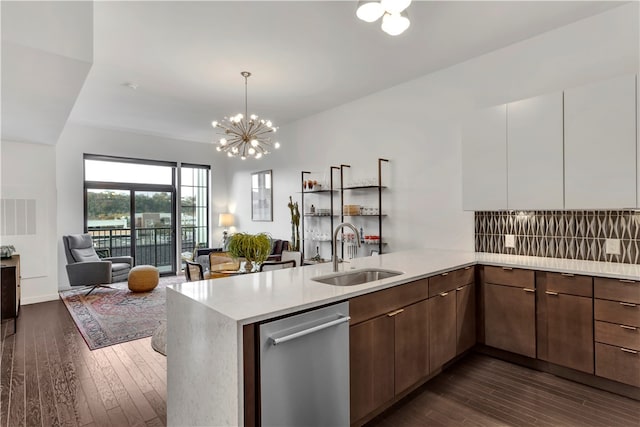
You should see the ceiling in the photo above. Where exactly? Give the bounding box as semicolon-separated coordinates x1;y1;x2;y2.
4;1;627;145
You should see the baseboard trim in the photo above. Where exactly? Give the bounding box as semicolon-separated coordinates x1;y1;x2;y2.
22;293;60;305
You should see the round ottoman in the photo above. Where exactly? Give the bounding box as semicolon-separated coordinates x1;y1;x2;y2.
128;265;159;292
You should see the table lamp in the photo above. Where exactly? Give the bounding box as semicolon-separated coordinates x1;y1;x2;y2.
219;213;235;248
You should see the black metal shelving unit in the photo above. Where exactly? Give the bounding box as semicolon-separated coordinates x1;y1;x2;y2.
340;158;389;257
300;167;339;260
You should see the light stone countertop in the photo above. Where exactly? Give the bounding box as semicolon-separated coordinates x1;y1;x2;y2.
167;249;640;325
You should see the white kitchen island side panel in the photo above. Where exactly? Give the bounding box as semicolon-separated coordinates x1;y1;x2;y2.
167;288;243;426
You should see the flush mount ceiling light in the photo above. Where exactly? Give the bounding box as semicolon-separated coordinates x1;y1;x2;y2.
212;71;280;160
356;0;411;36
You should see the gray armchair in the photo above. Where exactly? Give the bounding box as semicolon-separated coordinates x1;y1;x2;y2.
63;234;133;294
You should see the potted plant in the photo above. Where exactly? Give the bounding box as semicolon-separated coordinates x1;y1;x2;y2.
227;232;272;272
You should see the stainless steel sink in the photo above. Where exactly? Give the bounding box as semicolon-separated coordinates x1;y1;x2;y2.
312;268;403;286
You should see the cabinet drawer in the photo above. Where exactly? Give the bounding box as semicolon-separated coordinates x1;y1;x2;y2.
595;321;640;351
428;266;474;297
350;279;428;325
595;342;640;388
542;272;592;297
594;277;640;304
594;299;640;327
483;266;534;288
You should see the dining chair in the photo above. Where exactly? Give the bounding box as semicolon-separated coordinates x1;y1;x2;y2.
259;260;296;272
184;261;204;281
209;252;240;272
280;250;302;267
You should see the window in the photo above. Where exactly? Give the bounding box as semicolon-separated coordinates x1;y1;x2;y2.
83;155;210;274
180;165;210;259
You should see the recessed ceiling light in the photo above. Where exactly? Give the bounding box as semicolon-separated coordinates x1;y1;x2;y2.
124;82;139;90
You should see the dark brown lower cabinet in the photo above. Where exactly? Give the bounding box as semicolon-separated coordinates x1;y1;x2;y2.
429;291;456;372
542;293;594;373
484;282;536;358
456;282;476;354
350;315;395;423
537;272;594;374
394;300;429;394
595;342;640;387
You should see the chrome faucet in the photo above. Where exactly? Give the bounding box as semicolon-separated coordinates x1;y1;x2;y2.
332;222;361;272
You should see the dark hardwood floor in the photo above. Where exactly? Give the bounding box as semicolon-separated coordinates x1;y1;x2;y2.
1;300;166;427
368;353;640;427
2;300;639;427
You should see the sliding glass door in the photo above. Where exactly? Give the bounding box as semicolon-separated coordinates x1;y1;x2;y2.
134;190;174;273
84;156;178;275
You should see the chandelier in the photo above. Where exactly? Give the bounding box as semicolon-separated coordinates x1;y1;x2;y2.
356;0;411;36
212;71;280;160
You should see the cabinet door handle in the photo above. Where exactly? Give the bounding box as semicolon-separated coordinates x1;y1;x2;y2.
619;279;637;284
387;309;404;317
502;267;513;271
523;288;536;293
620;302;638;308
620;348;638;354
464;266;472;270
456;287;464;292
441;272;449;276
620;325;638;331
560;273;574;277
439;292;449;297
545;291;559;296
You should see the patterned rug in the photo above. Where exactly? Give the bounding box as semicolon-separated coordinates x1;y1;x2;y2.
60;274;185;350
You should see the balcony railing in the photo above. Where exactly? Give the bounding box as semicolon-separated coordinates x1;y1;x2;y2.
88;226;206;269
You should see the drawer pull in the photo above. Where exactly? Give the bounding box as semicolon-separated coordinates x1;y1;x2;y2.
502;267;513;271
560;273;574;277
441;272;449;276
619;279;637;284
387;309;404;317
620;302;638;308
620;325;638;331
545;291;559;296
464;266;471;270
439;292;449;297
523;288;536;293
456;287;464;292
620;348;638;354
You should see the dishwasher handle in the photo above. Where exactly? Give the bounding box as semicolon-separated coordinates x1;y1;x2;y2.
270;315;351;346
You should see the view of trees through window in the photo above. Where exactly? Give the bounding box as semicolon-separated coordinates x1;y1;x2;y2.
87;191;175;224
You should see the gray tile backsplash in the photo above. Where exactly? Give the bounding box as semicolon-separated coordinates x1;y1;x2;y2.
475;210;640;264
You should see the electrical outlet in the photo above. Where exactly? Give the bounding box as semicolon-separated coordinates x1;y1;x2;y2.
605;238;621;255
505;234;515;248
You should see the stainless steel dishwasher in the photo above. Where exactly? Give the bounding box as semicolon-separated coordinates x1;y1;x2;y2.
259;301;350;426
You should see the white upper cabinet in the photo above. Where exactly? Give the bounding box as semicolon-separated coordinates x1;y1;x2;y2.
462;104;507;211
507;92;564;210
564;74;637;209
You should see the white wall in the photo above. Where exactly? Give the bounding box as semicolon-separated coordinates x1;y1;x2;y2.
0;140;58;303
55;123;229;289
225;3;639;260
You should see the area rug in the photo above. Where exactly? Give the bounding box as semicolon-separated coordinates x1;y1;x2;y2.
60;274;185;350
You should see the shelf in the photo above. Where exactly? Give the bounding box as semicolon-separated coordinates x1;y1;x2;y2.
304;214;338;217
299;189;337;194
342;214;387;217
342;185;387;190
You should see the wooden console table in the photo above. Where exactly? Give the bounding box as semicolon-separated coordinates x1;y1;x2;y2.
1;254;20;334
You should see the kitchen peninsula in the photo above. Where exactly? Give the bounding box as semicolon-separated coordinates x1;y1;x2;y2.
166;249;640;426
